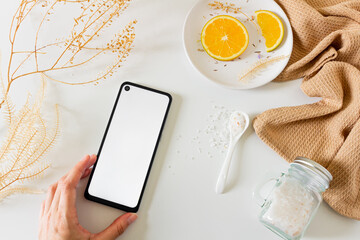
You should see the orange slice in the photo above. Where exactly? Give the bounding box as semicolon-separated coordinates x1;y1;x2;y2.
201;15;249;61
255;10;284;52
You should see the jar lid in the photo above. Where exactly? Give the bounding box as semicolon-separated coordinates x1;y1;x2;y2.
290;157;333;189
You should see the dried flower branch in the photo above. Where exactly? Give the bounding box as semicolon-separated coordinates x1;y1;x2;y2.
0;77;60;201
238;55;288;82
208;1;260;33
1;0;136;108
0;0;136;200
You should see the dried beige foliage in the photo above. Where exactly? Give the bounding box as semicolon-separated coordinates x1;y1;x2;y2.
238;55;288;82
208;1;242;14
0;0;136;200
0;77;59;201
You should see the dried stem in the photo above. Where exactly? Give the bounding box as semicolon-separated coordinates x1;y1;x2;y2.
238;55;289;82
11;42;65;79
35;1;59;71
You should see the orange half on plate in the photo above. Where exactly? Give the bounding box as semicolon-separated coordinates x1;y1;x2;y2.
201;15;249;61
255;10;284;52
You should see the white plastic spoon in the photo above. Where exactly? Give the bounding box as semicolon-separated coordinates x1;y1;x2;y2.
215;111;249;194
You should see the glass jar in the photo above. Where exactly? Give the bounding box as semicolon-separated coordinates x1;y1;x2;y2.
254;157;333;240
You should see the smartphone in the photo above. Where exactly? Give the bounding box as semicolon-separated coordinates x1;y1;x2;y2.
85;81;172;212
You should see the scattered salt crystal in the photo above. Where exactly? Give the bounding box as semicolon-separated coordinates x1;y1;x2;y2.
190;105;247;159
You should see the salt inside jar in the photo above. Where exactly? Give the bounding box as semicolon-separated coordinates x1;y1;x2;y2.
255;157;332;240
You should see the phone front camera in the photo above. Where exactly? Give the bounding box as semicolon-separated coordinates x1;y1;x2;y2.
125;86;130;91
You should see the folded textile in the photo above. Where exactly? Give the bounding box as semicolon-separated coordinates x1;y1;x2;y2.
253;0;360;220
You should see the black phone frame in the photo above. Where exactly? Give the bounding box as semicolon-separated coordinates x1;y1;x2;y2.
84;81;172;212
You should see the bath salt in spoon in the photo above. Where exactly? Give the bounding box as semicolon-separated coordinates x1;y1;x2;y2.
215;111;249;194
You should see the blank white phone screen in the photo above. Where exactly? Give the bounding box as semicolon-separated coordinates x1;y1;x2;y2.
88;84;170;208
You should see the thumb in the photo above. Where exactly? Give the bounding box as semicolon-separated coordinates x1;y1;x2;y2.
94;213;137;240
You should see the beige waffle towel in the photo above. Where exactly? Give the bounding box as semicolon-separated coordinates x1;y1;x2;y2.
253;0;360;220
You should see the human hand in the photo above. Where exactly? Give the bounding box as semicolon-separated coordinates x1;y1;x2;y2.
39;154;137;240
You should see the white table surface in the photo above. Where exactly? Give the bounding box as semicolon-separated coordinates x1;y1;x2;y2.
1;0;360;239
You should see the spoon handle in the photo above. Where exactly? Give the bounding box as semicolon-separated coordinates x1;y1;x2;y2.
215;140;236;194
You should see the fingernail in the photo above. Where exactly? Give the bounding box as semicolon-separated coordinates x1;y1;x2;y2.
127;214;137;225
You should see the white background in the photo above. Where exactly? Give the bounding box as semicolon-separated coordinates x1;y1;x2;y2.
0;0;359;239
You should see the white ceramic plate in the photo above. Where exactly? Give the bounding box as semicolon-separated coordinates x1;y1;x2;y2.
183;0;293;89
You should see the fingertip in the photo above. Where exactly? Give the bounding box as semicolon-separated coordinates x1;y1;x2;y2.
88;154;97;166
90;154;97;161
81;154;90;162
127;213;138;225
82;154;96;167
94;212;137;239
